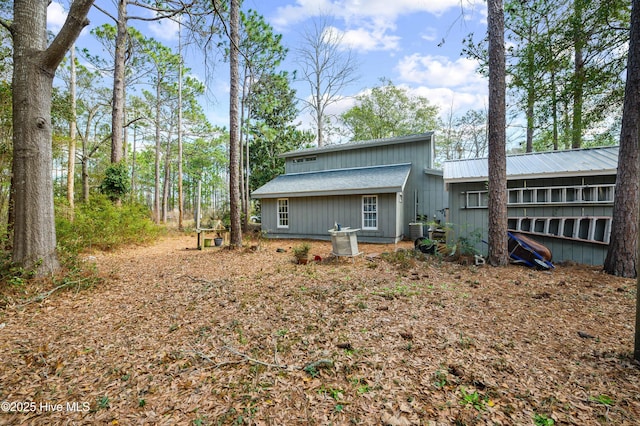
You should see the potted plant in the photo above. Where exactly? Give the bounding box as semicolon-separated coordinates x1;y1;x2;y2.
214;232;224;247
292;242;311;264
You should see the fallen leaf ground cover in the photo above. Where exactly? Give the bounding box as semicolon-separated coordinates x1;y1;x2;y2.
0;233;639;425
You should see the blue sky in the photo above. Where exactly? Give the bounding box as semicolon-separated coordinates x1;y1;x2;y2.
48;0;490;139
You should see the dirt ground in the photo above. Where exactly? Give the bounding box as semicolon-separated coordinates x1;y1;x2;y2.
0;233;639;425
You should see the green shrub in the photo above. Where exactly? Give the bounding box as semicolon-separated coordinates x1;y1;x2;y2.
56;195;164;253
99;162;130;200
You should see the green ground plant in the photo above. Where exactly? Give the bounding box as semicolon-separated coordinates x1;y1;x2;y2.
533;413;555;425
56;194;164;253
433;369;448;389
318;385;344;401
459;387;486;411
590;394;614;406
0;195;162;304
292;242;311;263
380;249;417;270
456;228;484;256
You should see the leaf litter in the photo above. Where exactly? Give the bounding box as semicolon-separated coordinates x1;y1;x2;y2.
0;234;639;425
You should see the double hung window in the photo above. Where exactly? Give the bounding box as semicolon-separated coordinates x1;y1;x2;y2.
362;196;378;230
277;199;289;228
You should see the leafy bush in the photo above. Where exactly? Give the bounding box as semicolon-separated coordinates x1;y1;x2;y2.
380;248;418;270
0;196;160;298
292;242;311;258
56;195;164;253
99;162;130;200
457;228;484;256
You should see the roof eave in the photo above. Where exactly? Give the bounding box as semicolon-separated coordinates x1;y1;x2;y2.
444;169;619;184
281;133;434;158
252;186;404;199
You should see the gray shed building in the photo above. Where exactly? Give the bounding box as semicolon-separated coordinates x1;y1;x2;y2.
252;133;447;243
443;146;619;265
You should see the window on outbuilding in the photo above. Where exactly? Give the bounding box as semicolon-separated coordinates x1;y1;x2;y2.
362;195;378;230
277;198;289;228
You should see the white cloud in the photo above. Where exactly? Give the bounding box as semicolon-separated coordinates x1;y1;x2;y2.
270;1;481;55
393;54;488;117
272;0;461;29
337;0;459;20
336;83;486;124
271;0;336;29
325;94;357;116
47;2;67;33
270;0;462;54
146;17;180;42
396;54;485;90
421;28;438;43
331;25;400;52
411;85;487;118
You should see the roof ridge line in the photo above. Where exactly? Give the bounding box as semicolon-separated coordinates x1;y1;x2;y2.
283;162;412;177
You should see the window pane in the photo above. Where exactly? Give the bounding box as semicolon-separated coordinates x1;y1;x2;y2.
362;196;377;229
277;199;289;228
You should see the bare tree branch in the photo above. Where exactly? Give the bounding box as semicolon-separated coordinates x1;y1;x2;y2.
295;15;360;146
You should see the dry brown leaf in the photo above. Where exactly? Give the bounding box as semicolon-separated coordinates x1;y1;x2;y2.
0;234;637;425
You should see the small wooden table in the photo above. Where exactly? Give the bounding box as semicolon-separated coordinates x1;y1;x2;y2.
196;220;228;249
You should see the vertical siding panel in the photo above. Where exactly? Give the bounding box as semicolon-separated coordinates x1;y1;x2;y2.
322;196;328;234
449;173;615;265
263;199;274;234
309;197;317;236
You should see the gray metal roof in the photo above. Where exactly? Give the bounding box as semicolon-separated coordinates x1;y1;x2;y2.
281;132;434;158
444;146;619;183
252;163;412;199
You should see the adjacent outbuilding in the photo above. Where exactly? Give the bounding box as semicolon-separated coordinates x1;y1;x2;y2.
443;145;619;265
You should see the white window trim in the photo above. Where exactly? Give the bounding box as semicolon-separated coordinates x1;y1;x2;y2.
464;184;616;209
362;195;378;230
277;198;289;228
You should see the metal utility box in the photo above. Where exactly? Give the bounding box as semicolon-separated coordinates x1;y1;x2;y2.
409;223;424;240
328;227;361;257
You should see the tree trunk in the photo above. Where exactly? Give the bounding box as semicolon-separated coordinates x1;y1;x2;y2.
571;0;585;149
622;0;640;364
245;129;250;230
229;0;243;247
316;74;323;147
551;70;559;150
11;0;93;275
177;23;184;231
67;44;77;219
487;0;509;266
161;129;173;223
525;43;534;153
526;93;534;153
604;0;640;280
111;0;127;164
240;72;250;232
131;125;137;201
82;156;90;202
154;75;162;223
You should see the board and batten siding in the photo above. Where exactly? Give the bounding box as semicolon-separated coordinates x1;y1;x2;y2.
285;138;432;175
447;174;615;265
255;134;448;243
260;193;401;243
414;171;447;224
284;136;448;236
